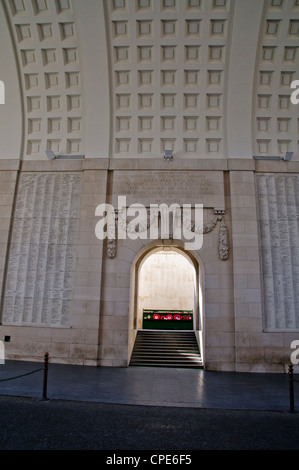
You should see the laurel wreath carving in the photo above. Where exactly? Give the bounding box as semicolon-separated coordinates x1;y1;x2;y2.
106;210;229;261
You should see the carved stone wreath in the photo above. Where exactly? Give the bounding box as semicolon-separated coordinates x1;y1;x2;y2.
106;208;229;261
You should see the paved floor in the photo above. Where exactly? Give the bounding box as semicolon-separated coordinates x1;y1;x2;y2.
1;360;299;450
1;395;299;450
0;359;297;412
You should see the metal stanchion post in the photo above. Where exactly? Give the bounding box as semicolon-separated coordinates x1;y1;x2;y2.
288;362;295;413
41;352;49;401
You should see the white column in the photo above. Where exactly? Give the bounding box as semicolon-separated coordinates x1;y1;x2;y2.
227;0;264;158
73;0;111;158
0;1;23;159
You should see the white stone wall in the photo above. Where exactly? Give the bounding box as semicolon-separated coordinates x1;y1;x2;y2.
0;1;299;371
230;169;264;371
0;162;19;302
2;171;82;327
256;173;299;332
0;160;298;371
230;165;299;372
0;161;108;365
138;251;195;315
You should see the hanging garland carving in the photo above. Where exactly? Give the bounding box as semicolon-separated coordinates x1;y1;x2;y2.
219;219;229;261
106;208;229;261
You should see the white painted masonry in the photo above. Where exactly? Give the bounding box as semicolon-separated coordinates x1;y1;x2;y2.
0;0;298;372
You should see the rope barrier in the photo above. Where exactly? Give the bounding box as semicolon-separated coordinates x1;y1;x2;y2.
0;352;49;401
0;367;43;382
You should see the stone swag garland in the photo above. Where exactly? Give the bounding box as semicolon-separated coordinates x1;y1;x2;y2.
106;208;229;261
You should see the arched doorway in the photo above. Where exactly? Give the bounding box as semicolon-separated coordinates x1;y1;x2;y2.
138;249;196;330
128;241;204;367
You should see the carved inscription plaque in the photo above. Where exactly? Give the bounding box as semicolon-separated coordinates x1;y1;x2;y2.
2;172;82;327
112;171;225;208
256;173;299;331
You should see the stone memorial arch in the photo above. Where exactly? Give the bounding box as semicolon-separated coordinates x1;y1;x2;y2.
128;241;205;365
0;0;298;373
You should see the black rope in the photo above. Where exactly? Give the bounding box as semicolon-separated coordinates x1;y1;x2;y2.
0;367;43;383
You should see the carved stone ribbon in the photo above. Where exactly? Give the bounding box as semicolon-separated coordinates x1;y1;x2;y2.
107;208;229;260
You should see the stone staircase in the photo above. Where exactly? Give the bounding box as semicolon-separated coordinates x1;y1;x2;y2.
129;330;203;368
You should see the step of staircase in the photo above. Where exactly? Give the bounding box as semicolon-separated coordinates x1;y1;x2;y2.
129;330;203;368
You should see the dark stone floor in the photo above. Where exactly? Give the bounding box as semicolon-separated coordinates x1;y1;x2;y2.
1;360;299;451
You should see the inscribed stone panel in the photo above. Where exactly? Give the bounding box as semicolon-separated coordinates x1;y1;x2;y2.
111;170;225;208
2;172;82;327
256;173;299;331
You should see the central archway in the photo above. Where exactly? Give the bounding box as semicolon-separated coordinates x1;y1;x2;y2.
138;249;196;330
128;240;204;366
